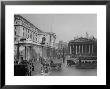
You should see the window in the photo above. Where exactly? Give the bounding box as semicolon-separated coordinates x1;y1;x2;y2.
36;37;37;41
26;29;28;38
23;28;24;37
30;33;32;39
14;30;16;35
28;34;29;39
14;37;16;40
14;26;16;30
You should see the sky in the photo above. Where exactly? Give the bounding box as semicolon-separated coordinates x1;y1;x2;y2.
21;14;97;43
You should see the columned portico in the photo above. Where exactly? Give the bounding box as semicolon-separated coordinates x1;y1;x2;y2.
69;37;97;57
68;37;97;68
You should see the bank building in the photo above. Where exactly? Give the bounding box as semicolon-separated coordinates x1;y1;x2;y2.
14;15;56;75
68;36;97;68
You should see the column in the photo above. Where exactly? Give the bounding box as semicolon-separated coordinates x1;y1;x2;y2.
82;44;83;54
76;45;77;55
89;44;91;54
73;45;75;55
79;45;80;54
92;44;94;54
30;46;32;59
77;45;79;54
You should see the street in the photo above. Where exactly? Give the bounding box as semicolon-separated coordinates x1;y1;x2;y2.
49;65;97;76
33;60;97;76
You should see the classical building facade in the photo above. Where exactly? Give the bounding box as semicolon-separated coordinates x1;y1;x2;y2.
68;37;97;56
14;15;43;45
68;37;97;64
14;15;56;63
45;32;56;58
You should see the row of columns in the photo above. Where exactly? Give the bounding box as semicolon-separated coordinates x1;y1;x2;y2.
70;44;94;55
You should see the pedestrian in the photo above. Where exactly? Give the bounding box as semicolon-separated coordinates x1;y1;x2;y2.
41;67;44;75
45;66;48;74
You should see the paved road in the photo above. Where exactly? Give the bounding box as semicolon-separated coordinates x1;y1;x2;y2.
49;61;97;76
33;61;97;76
49;65;97;76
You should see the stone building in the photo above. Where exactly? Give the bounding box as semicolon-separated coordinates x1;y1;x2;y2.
68;37;97;56
68;36;97;64
40;32;56;59
14;15;56;63
54;41;69;59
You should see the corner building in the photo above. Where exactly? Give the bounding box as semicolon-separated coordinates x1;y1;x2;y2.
14;15;56;63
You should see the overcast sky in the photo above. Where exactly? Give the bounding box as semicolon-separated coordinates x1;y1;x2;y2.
21;14;97;43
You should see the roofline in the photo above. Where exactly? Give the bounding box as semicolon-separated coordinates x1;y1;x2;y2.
69;37;97;43
14;15;43;33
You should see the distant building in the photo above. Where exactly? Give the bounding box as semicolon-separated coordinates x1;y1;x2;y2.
41;32;56;58
66;36;97;69
68;36;97;65
68;37;97;57
54;41;69;59
45;32;56;47
56;40;68;49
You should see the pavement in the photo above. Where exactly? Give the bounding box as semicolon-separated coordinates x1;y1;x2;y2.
32;59;97;76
